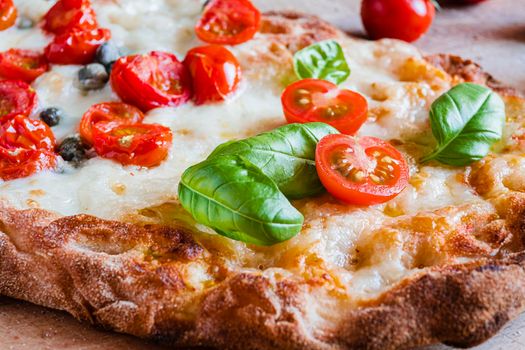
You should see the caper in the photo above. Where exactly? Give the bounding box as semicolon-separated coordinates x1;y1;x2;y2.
76;63;109;91
95;41;121;73
39;107;62;127
57;136;87;166
16;16;34;29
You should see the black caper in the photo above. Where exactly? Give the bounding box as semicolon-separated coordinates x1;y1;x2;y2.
57;136;86;166
76;63;109;91
16;16;34;29
39;107;62;127
95;41;121;73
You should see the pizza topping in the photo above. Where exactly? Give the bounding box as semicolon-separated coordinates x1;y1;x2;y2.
0;147;56;181
39;107;63;127
16;15;34;29
294;40;350;85
0;0;16;31
95;41;122;73
91;122;172;167
57;135;86;165
196;0;261;45
184;45;242;105
76;63;109;91
316;134;409;205
0;115;56;151
421;83;505;166
43;0;97;35
0;49;49;83
45;27;111;65
0;80;36;122
282;78;368;135
110;51;192;111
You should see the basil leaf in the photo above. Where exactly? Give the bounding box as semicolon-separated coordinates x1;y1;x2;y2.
208;122;339;199
293;40;350;85
178;155;304;246
421;83;505;166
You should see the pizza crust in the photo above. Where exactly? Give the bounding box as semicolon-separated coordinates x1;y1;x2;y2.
1;11;525;350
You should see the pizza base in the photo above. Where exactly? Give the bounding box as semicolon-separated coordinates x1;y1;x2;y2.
1;11;525;350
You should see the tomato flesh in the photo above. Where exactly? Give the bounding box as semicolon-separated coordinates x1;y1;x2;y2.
110;51;192;111
43;0;97;35
184;45;241;105
0;49;49;83
0;147;56;181
0;0;17;31
316;134;409;205
92;122;173;167
196;0;260;45
45;27;111;65
282;79;368;135
0;115;56;151
361;0;435;42
0;80;36;122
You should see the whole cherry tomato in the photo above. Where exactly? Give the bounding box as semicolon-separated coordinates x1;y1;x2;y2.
43;0;97;35
0;49;49;83
45;27;111;65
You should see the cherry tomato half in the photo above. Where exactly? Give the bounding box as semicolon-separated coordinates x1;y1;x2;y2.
0;147;56;181
92;122;173;167
315;134;409;205
0;0;17;31
0;115;56;151
45;27;111;65
282;79;368;135
0;80;36;122
196;0;261;45
43;0;97;35
110;51;192;111
184;45;241;105
0;49;49;83
79;102;145;145
361;0;435;42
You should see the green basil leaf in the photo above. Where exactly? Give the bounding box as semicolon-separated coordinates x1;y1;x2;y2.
208;122;339;199
293;40;350;85
421;83;505;166
178;155;304;246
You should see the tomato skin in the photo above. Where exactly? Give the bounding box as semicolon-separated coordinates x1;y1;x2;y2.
0;147;56;180
361;0;435;42
79;102;144;145
315;134;409;205
282;79;368;135
0;80;36;122
43;0;97;35
196;0;261;45
45;27;111;65
0;49;49;83
0;0;17;31
92;122;173;167
110;51;192;111
184;45;241;105
0;115;56;151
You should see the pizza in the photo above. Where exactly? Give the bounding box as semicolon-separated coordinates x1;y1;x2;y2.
0;0;524;349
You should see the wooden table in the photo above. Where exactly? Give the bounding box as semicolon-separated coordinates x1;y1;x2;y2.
2;0;525;349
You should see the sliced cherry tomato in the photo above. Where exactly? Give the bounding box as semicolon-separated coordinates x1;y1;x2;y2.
361;0;435;42
0;80;36;121
0;147;56;180
0;0;17;31
79;102;145;145
316;134;409;205
110;51;192;111
45;27;111;65
184;45;241;105
0;49;49;83
282;79;368;135
196;0;261;45
0;115;56;151
92;122;173;167
43;0;97;35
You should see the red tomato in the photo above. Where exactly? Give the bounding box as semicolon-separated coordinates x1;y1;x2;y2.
0;0;17;31
0;80;36;121
196;0;261;45
43;0;97;35
44;27;111;65
110;51;192;111
92;122;173;167
184;45;241;105
281;79;368;135
315;134;409;205
0;147;56;180
361;0;435;42
79;102;144;145
0;115;56;151
0;49;49;83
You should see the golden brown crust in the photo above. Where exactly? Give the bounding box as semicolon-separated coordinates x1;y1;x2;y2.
1;11;525;350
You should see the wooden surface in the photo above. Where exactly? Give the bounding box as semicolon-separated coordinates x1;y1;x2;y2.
2;0;525;349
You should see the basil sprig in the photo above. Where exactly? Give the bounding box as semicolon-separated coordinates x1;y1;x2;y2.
209;123;338;198
421;83;505;166
293;40;350;85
